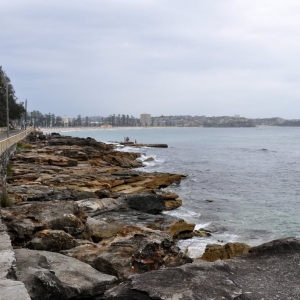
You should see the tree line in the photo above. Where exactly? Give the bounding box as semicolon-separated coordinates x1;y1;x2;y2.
0;67;143;128
0;66;25;127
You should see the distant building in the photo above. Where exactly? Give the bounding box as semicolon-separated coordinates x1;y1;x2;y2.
62;115;70;127
140;113;151;126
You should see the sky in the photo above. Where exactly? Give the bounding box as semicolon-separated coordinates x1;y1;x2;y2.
1;0;300;119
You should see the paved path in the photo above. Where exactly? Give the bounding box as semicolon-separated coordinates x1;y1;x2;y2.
0;129;23;141
0;129;31;299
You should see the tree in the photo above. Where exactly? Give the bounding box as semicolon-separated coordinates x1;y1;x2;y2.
0;66;25;127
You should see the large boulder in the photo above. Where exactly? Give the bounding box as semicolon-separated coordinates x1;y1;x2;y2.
200;242;250;262
64;225;192;280
104;237;300;299
77;197;194;239
124;193;165;214
2;200;88;246
15;248;117;300
26;229;78;252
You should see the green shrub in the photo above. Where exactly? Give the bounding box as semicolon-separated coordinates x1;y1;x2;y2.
6;163;13;176
17;141;33;150
0;187;12;208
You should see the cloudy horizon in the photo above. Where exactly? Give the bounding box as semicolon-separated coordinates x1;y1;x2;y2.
1;0;300;119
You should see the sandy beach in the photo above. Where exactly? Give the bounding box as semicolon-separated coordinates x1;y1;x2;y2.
40;126;113;132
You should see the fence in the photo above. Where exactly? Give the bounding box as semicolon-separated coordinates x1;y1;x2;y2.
0;127;35;155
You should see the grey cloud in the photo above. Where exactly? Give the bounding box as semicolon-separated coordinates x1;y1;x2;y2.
1;0;300;118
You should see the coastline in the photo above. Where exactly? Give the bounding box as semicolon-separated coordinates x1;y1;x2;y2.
1;130;299;299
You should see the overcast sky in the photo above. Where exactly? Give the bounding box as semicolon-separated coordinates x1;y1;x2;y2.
1;0;300;119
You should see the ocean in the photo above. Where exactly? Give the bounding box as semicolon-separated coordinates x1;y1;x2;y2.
48;126;300;258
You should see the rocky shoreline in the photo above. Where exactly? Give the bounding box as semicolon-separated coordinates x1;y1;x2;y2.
1;131;300;299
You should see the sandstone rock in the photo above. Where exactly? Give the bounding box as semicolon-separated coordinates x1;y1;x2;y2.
163;198;182;210
77;194;195;240
102;152;143;168
76;197;127;216
2;200;88;246
64;226;192;280
26;229;77;252
85;217;121;241
176;229;211;240
200;242;250;262
14;152;78;167
144;157;154;162
104;237;300;300
15;248;117;300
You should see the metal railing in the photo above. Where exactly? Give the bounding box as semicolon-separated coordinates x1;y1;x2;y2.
0;127;35;155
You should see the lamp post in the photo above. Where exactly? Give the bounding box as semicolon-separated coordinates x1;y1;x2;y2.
6;83;9;138
24;99;27;130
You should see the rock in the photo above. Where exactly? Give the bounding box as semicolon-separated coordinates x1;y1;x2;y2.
85;217;121;241
7;185;99;202
144;157;154;162
153;190;182;210
76;197;127;216
15;248;117;300
248;236;300;255
163;198;182;210
135;144;168;148
0;279;31;300
104;237;300;300
199;242;250;262
14;152;78;167
2;200;88;246
176;229;211;240
124;193;165;214
76;197;193;238
26;229;77;252
102;152;143;168
95;189;121;199
64;226;192;280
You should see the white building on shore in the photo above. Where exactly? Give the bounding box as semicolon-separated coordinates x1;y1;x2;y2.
62;115;70;127
140;113;151;126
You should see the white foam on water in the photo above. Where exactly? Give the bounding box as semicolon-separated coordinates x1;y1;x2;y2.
163;208;201;220
177;232;242;259
194;222;211;230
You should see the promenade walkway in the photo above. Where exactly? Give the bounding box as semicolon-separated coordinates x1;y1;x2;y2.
0;128;32;299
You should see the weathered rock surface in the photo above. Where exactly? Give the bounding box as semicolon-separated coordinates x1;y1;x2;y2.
199;242;250;262
74;196;195;240
2;200;88;246
8;149;182;199
0;219;31;300
64;225;192;280
26;229;78;252
104;237;300;299
15;248;117;300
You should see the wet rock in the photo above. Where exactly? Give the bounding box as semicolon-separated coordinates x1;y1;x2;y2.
153;190;182;210
15;248;117;300
199;242;250;262
176;229;211;240
124;193;165;214
144;157;154;162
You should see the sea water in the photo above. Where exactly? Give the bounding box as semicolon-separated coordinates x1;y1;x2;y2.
51;126;300;257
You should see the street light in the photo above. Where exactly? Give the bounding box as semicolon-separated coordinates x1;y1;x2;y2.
6;83;9;138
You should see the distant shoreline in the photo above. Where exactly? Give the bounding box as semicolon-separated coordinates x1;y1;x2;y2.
40;125;292;133
40;126;190;133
